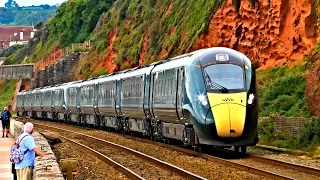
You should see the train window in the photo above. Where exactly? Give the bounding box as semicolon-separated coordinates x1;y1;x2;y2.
166;79;169;96
89;86;94;104
158;81;161;97
162;79;165;96
69;88;77;106
43;91;51;106
204;64;244;90
159;80;162;96
158;80;161;96
155;81;159;96
169;79;172;96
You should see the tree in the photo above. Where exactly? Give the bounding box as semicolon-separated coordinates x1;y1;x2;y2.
4;0;19;9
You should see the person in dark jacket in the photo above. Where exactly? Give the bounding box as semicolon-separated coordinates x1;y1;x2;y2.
1;106;12;138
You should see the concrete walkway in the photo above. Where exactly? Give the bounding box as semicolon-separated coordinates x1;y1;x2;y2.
0;124;14;180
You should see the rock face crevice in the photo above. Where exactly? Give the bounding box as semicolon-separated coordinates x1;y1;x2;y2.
194;0;318;69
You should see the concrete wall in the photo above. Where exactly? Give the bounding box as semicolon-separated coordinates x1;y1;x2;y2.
10;120;64;180
260;115;311;136
32;52;81;88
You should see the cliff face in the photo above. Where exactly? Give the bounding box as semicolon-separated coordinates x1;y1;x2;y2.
194;0;318;69
306;48;320;116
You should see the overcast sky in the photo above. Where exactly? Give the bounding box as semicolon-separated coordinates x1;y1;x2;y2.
0;0;67;7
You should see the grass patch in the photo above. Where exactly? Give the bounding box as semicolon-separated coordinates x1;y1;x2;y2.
0;80;16;111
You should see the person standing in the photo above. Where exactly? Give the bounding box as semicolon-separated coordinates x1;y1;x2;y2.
15;122;46;180
1;106;11;138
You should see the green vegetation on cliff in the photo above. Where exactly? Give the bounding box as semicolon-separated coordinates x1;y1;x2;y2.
22;0;115;63
90;0;224;72
257;65;309;117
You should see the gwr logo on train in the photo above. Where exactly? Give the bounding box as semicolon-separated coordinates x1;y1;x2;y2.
222;98;234;102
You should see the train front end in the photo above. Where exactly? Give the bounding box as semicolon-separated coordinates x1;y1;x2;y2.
187;47;258;150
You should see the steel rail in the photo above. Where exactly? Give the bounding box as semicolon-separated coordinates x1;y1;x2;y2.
247;154;320;177
33;122;206;180
60;135;144;180
255;144;309;155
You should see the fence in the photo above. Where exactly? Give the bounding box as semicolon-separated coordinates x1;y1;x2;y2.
0;64;34;79
263;115;311;136
35;41;91;71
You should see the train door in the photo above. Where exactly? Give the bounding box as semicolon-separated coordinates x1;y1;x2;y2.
115;79;122;116
143;74;151;118
176;67;185;121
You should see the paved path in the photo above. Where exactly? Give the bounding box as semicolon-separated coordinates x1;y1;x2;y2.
0;123;14;180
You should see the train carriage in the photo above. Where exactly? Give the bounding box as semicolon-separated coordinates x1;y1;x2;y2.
41;86;58;120
53;82;74;122
97;73;122;129
149;57;188;142
67;80;99;125
119;66;153;134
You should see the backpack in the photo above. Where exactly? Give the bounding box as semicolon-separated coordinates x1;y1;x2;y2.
9;135;29;164
1;111;8;121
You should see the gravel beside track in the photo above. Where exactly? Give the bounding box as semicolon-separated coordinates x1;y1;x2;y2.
53;138;128;180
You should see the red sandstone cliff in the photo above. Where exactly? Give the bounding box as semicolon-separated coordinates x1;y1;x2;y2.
194;0;318;69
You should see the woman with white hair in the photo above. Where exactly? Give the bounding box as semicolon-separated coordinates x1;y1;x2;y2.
14;122;47;180
1;106;12;138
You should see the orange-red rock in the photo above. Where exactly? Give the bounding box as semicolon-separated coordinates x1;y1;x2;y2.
194;0;318;69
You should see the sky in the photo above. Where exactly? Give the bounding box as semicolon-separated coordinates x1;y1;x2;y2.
0;0;67;7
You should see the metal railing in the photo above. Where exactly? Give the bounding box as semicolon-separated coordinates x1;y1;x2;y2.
0;64;34;80
35;41;92;71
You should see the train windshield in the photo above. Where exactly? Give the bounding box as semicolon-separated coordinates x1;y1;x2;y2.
203;64;244;91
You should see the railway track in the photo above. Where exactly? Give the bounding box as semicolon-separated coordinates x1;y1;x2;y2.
60;135;144;180
30;121;206;180
18;118;320;179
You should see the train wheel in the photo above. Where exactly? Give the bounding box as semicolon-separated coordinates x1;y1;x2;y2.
240;146;247;153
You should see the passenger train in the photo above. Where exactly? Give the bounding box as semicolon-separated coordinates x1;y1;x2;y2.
16;47;258;152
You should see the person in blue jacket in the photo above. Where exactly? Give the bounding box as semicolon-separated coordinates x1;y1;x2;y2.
1;106;12;138
15;122;47;180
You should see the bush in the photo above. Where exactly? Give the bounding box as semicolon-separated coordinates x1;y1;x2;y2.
257;66;309;117
297;117;320;148
0;44;24;57
258;118;274;141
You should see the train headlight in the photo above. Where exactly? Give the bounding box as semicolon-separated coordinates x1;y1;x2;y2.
248;93;255;105
198;94;209;107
